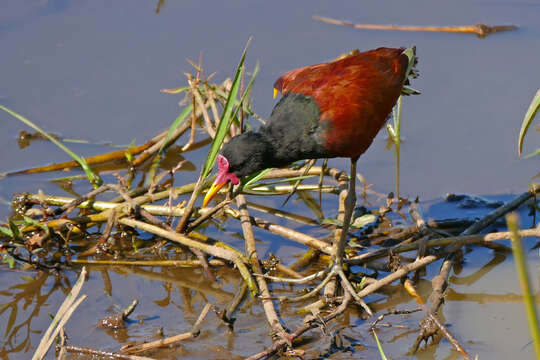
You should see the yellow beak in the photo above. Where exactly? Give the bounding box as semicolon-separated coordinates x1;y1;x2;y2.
273;87;278;99
202;180;227;208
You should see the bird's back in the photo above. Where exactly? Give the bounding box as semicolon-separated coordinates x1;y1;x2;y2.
273;47;410;159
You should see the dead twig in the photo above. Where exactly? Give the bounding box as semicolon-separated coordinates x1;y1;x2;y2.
461;184;540;236
348;226;536;265
245;290;352;360
236;195;289;340
404;280;470;358
313;15;517;38
32;268;87;360
121;303;212;354
63;345;155;359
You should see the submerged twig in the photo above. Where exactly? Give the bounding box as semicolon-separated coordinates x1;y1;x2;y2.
121;303;212;354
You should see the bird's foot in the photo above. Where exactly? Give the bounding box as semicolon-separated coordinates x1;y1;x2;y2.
256;262;372;316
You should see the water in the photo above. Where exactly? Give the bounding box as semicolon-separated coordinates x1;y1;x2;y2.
1;1;539;359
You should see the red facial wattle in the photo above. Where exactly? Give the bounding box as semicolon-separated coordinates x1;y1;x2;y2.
202;154;239;207
216;154;240;185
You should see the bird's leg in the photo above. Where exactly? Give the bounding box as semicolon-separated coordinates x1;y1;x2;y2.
258;159;370;313
330;158;372;315
332;158;357;269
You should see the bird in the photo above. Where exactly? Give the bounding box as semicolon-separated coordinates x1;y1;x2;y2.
203;47;417;303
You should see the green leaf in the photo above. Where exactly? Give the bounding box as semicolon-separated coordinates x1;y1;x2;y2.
241;168;272;190
0;225;13;238
23;216;41;227
22;216;50;236
158;103;194;156
245;174;315;190
201;38;252;180
0;104;102;187
8;220;21;241
518;88;540;156
231;60;260;124
6;255;15;269
402;48;415;75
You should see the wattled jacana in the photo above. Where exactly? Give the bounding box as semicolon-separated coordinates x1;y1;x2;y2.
203;47;417;304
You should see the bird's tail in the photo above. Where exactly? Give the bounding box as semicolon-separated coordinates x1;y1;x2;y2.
401;47;420;96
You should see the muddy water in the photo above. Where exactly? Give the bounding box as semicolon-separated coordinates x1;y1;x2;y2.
1;1;540;359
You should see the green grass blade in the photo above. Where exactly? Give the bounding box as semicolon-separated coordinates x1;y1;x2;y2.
158;103;193;156
0;225;13;238
518;88;540;156
231;60;260;124
524;148;540;159
241;168;272;190
201;38;251;179
372;330;388;360
244;174;316;190
0;104;102;187
506;213;540;359
389;95;403;199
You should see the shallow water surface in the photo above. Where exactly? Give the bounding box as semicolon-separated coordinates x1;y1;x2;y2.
1;1;540;359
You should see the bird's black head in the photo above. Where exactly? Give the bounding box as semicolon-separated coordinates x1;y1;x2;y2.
220;131;274;178
202;131;274;207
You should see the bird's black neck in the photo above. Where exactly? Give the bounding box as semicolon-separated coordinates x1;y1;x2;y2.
220;93;329;178
261;93;328;163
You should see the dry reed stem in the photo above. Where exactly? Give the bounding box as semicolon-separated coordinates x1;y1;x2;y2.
131;78;226;168
247;216;333;254
313;15;517;37
119;218;241;262
189;78;216;138
204;85;221;129
404;280;470;357
236;195;288;337
8;139;160;176
186;198;231;232
245;290;352;360
245;200;318;226
24;166;339;217
70;259;226;266
175;163;205;233
289;248;320;271
131;120;190;167
105;182;217;279
32;268;87;360
226;280;248;318
348;227;539;265
358;255;438;298
63;345;154;360
121;303;212;354
275;264;304;279
119;217;256;294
